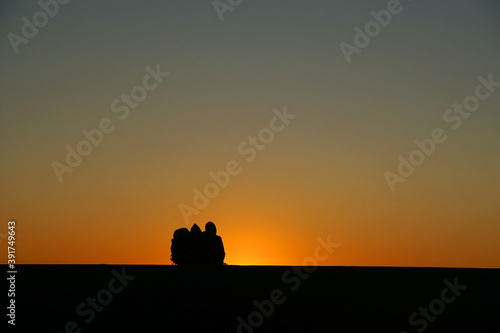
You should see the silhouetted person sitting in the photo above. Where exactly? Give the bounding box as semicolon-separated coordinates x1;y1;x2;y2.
188;223;204;264
170;227;190;265
201;221;225;265
170;222;225;265
170;225;201;265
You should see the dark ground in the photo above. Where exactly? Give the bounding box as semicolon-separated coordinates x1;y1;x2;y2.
4;265;500;332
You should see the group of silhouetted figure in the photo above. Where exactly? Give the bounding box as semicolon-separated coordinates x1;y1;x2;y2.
171;221;225;265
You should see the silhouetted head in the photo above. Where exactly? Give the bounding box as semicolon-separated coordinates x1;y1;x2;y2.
173;227;189;239
190;223;201;233
205;221;217;235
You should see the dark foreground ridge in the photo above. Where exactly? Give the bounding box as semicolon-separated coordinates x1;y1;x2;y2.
8;265;500;332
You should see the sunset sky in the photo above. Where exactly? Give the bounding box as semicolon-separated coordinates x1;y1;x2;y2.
1;0;499;267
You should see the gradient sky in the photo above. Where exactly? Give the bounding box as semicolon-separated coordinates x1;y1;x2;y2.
1;0;499;267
